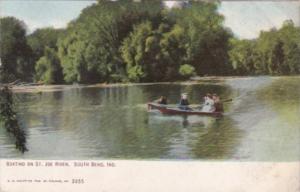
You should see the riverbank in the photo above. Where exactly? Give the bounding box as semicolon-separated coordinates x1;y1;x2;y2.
9;75;299;93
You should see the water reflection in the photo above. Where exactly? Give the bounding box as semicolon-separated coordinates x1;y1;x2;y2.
0;87;28;153
258;77;300;125
228;77;300;161
192;117;242;159
147;113;241;159
0;77;299;160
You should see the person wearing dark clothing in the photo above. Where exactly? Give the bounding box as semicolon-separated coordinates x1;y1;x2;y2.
157;96;168;105
212;93;224;112
179;93;191;110
180;98;189;106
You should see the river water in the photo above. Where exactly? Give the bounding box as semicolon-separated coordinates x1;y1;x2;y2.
0;77;299;160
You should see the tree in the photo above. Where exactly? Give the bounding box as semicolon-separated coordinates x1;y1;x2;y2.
3;2;299;84
58;31;93;83
120;1;233;82
166;1;233;76
269;39;285;74
58;0;163;83
27;28;64;63
120;21;154;82
278;20;300;74
35;47;63;84
249;20;300;75
229;39;258;75
0;17;34;82
159;24;186;80
121;21;186;82
284;42;300;74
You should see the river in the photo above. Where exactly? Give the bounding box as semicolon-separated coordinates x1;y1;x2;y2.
0;76;299;161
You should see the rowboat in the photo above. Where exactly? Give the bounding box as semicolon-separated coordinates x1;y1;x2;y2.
148;103;223;117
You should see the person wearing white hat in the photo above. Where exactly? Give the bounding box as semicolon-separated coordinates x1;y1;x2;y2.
179;93;190;110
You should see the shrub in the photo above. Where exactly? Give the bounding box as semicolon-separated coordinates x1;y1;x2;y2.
179;64;196;79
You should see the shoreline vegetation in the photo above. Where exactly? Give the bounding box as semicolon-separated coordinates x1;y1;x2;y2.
6;75;299;93
1;1;299;85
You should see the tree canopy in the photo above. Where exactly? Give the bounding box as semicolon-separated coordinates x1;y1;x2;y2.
0;17;34;82
27;27;64;62
35;47;63;84
1;1;299;84
229;20;300;75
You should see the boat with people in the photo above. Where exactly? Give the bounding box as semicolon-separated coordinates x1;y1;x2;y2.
148;93;226;117
147;103;223;117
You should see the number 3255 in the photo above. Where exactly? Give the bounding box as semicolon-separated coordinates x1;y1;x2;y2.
72;179;84;184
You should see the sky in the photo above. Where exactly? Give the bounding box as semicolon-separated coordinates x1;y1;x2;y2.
0;0;299;39
218;1;300;39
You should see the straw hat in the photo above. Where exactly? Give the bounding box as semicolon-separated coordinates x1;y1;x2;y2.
182;93;188;99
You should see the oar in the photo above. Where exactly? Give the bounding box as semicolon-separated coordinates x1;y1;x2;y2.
221;98;233;103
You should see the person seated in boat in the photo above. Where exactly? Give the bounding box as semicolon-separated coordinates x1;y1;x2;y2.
202;93;215;112
212;93;223;112
156;96;168;105
179;93;191;110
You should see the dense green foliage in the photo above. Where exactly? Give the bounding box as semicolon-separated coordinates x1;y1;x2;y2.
27;28;64;63
58;0;163;83
27;28;65;83
179;64;196;78
57;0;234;83
229;20;300;75
121;22;185;81
0;17;34;82
1;1;299;84
168;2;233;76
35;47;63;84
119;1;233;82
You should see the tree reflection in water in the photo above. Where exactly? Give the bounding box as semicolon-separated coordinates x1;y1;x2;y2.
191;117;242;159
1;82;240;159
147;114;242;159
0;86;28;153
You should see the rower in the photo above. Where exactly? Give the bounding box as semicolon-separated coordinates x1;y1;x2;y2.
156;96;168;105
212;93;223;112
179;93;191;110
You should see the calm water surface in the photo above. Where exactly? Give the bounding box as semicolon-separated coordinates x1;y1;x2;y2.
0;77;299;160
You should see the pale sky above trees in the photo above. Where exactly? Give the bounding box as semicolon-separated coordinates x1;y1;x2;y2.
1;0;299;39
